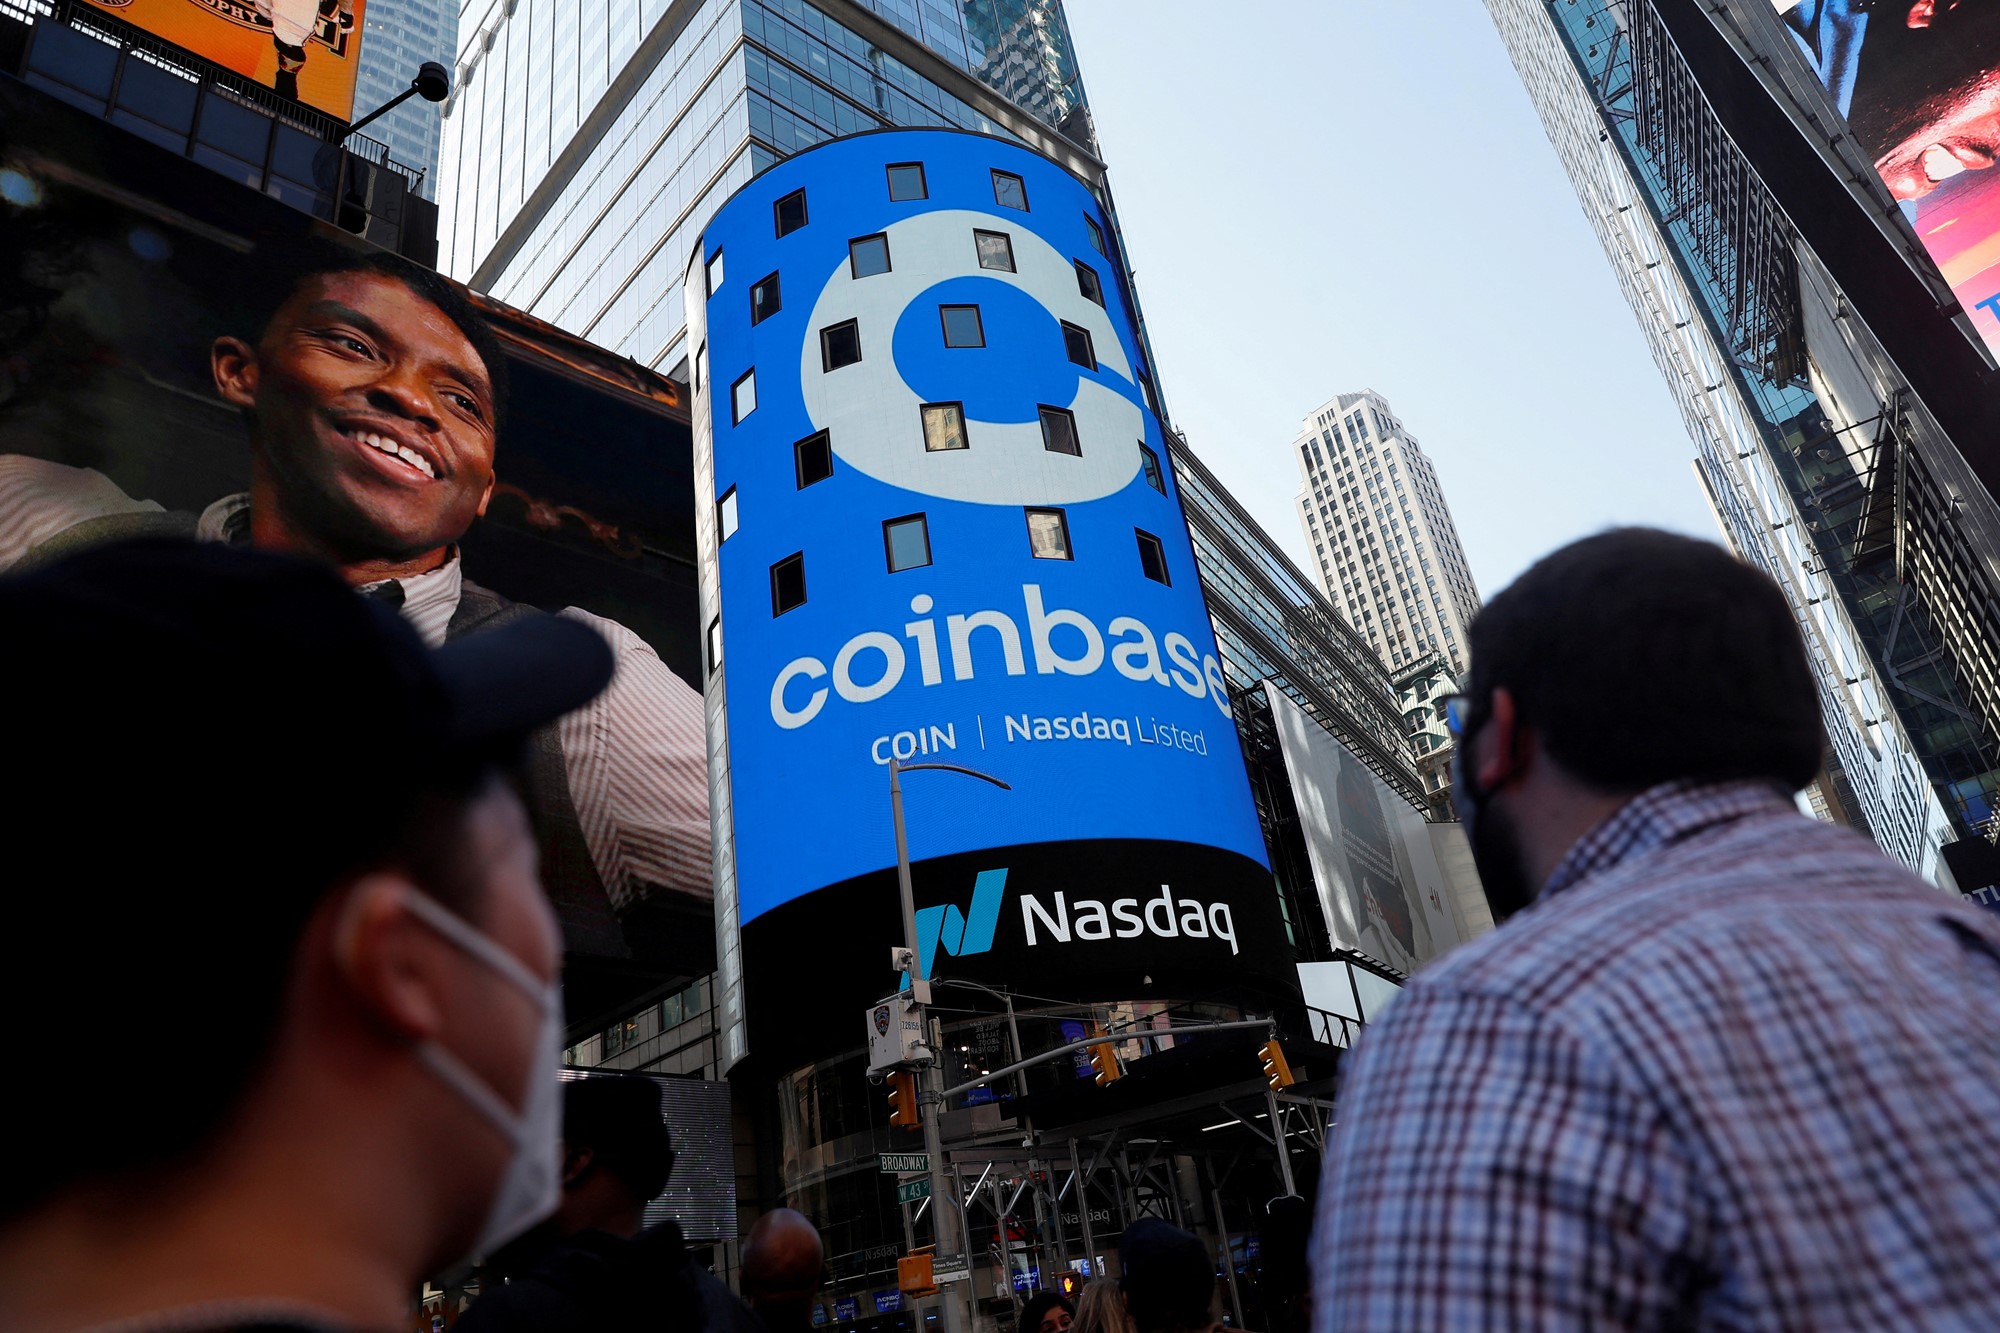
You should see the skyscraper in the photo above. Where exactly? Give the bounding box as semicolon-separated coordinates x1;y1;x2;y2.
1480;0;1998;881
350;0;456;196
1292;391;1480;676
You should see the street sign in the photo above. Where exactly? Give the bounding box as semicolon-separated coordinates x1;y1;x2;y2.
897;1177;933;1204
932;1255;971;1283
879;1152;931;1174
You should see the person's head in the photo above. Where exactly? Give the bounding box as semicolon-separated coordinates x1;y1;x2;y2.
212;238;510;572
1452;528;1820;916
1022;1290;1075;1333
741;1207;825;1333
553;1076;674;1241
1071;1278;1131;1333
0;541;612;1292
1118;1220;1216;1333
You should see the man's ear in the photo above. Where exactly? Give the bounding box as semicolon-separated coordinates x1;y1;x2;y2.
474;469;496;518
561;1145;595;1189
331;874;452;1041
212;335;260;410
1475;686;1532;793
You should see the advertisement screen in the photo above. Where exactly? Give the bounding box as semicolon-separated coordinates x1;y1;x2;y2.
77;0;367;120
688;131;1284;1061
1775;1;2000;357
0;84;709;1032
1264;682;1461;974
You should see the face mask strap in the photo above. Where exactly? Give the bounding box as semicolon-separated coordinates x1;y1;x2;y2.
417;1040;532;1148
402;889;549;1005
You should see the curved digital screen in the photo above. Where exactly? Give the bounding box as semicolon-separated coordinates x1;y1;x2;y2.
687;131;1277;1039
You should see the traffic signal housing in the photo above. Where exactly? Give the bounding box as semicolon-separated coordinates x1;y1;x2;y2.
1259;1039;1295;1090
898;1252;937;1296
887;1069;921;1127
1055;1269;1083;1299
1089;1031;1121;1086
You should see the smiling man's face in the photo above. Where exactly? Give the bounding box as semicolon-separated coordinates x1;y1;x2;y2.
214;269;498;570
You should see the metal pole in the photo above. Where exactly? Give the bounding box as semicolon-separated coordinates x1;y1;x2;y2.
1068;1138;1098;1275
1207;1177;1245;1332
1264;1083;1296;1196
891;756;965;1333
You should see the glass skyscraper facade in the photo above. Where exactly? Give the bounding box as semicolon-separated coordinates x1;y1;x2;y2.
1482;0;1988;879
351;0;456;196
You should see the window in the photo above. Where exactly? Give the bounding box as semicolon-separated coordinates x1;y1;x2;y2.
821;319;861;371
795;430;833;487
1084;213;1106;254
1026;507;1071;560
731;368;757;423
1060;321;1095;368
706;617;722;675
883;514;932;572
921;402;968;452
991;170;1030;210
694;342;706;393
886;161;927;201
849;233;890;278
717;486;739;540
1136;530;1170;585
1139;442;1164;493
1074;260;1104;306
940;304;985;348
1138;372;1159;416
974;229;1015;271
705;249;724;295
1039;405;1080;456
770;552;806;615
750;271;781;325
774;188;808;237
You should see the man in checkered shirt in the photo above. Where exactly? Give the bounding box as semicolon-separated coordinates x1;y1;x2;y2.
1311;528;2000;1330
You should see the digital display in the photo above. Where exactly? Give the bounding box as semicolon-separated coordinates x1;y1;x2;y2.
79;0;368;120
688;131;1279;1046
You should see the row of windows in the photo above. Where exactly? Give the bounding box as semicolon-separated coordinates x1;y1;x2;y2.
762;517;1172;615
710;161;1108;266
714;420;1169;534
736;229;1106;327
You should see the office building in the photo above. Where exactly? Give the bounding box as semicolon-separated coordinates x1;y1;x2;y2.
1393;654;1459;817
350;0;456;197
1292;390;1480;675
1482;0;2000;882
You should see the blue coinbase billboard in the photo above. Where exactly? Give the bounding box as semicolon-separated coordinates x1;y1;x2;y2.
687;130;1281;1062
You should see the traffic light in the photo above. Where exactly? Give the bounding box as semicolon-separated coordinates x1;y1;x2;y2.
1259;1039;1296;1090
887;1070;921;1127
1055;1270;1083;1299
898;1252;937;1296
1089;1031;1122;1086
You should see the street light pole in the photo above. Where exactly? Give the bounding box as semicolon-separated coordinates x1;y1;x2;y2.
890;755;1010;1333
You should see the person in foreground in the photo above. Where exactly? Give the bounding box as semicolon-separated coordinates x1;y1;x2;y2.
0;539;616;1333
1120;1220;1218;1333
740;1208;825;1333
459;1075;759;1333
1311;528;2000;1330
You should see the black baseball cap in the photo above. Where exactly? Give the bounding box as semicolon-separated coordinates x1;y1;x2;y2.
2;538;615;896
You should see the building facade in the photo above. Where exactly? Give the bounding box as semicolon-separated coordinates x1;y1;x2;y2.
1291;390;1480;676
350;0;456;197
1480;0;1986;881
1392;653;1459;817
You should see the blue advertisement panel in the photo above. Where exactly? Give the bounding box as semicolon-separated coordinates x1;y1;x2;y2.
687;130;1281;1057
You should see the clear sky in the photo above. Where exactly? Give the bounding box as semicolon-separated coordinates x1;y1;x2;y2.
1062;0;1723;599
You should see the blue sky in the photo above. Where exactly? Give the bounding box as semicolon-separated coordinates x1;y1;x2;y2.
1062;0;1722;598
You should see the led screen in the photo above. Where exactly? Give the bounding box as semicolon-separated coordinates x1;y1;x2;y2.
77;0;367;120
688;131;1281;1053
1775;2;2000;357
0;85;710;1032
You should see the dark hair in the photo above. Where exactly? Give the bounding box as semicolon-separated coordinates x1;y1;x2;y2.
1466;528;1821;793
236;235;510;435
563;1076;673;1203
1020;1291;1075;1333
1118;1219;1215;1333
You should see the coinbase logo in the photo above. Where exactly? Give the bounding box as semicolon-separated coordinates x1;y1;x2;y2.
799;208;1146;506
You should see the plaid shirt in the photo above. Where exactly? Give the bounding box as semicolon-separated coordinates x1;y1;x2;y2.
1312;779;2000;1331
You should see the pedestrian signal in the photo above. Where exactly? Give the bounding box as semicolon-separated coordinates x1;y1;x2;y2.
887;1070;921;1127
1056;1270;1083;1298
898;1253;937;1296
1259;1039;1295;1090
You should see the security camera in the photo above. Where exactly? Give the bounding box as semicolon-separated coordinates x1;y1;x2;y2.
891;946;915;973
414;61;451;103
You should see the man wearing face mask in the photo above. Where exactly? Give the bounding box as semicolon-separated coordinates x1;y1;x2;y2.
0;539;616;1333
1310;528;2000;1330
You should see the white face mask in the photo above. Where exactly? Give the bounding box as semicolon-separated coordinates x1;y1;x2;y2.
402;891;565;1261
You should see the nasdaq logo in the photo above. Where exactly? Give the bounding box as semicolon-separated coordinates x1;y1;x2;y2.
905;868;1008;988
